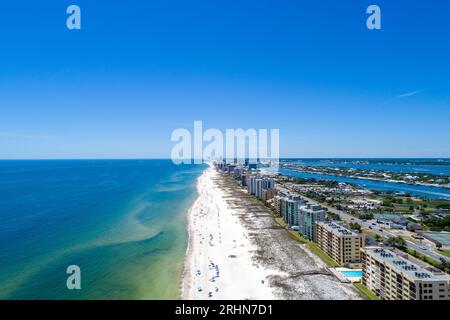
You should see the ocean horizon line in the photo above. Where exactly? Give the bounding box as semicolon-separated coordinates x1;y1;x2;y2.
0;157;450;161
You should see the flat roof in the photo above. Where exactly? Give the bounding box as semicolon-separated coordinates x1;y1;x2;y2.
299;204;325;213
363;247;450;282
316;221;360;237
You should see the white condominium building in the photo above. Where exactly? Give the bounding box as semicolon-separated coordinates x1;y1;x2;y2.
298;204;326;241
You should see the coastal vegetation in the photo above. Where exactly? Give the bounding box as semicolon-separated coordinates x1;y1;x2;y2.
215;169;361;300
440;250;450;259
385;236;407;250
245;178;342;267
273;215;340;267
281;159;450;167
422;215;450;232
353;283;379;300
307;242;340;267
348;222;362;232
281;163;450;188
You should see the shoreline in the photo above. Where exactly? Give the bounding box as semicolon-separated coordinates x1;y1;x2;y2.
180;164;277;299
180;172;203;300
282;166;450;190
180;164;362;300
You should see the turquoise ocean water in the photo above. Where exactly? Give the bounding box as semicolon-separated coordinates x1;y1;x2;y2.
0;160;204;300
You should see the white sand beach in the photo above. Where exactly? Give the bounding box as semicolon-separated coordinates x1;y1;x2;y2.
181;165;277;299
181;164;361;300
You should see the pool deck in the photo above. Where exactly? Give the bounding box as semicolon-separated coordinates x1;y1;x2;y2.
331;267;362;283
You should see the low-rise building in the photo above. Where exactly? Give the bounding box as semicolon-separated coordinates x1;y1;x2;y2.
361;247;450;300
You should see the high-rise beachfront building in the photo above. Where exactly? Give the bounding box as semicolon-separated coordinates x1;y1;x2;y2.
232;166;245;179
256;178;275;199
273;188;289;216
281;195;304;226
315;221;365;266
273;195;283;215
298;204;326;241
261;188;275;201
247;175;257;195
247;175;275;200
361;247;450;300
226;164;236;175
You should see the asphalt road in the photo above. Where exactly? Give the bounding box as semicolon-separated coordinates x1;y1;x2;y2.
300;195;449;263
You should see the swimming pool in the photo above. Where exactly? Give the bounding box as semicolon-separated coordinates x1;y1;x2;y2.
340;270;362;278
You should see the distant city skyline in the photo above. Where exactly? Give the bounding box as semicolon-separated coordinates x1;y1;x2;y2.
1;0;449;159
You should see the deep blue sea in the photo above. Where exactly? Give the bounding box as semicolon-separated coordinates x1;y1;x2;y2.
0;160;204;299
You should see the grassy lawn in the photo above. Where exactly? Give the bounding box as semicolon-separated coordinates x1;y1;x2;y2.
275;216;286;226
250;197;265;206
307;242;340;267
439;250;450;259
288;230;308;244
272;214;308;244
362;228;387;242
353;283;379;300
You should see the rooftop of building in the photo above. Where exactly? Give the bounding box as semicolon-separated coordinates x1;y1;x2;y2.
299;204;325;213
316;221;361;237
363;247;450;282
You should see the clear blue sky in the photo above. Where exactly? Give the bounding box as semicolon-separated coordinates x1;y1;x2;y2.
0;0;449;159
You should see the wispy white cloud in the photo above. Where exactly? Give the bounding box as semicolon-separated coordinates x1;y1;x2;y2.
396;90;422;98
0;132;57;140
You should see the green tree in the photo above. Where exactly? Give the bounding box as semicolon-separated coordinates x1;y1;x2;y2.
349;222;361;232
386;236;407;250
